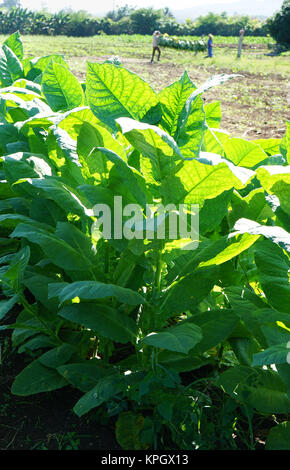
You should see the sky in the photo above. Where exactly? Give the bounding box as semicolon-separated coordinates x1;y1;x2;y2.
20;0;282;16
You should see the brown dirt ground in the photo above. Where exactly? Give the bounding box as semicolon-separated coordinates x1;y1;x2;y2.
0;347;121;450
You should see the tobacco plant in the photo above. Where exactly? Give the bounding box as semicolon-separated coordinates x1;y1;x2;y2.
159;34;207;52
0;32;289;449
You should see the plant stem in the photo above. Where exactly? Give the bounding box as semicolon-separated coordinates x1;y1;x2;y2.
155;252;163;291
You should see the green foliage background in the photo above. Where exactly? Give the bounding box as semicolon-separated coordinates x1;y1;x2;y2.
0;6;269;37
267;0;290;46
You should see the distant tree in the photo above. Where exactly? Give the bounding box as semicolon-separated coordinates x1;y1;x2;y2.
267;0;290;46
130;8;162;34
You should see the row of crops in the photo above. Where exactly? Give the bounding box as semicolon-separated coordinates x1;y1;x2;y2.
0;32;290;450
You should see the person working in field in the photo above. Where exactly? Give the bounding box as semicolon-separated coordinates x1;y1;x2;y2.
151;30;161;63
207;34;213;58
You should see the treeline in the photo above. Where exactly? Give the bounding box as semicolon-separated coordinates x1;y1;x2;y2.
0;8;108;36
0;6;269;37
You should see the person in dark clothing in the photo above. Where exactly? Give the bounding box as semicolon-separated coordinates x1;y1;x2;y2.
207;34;213;58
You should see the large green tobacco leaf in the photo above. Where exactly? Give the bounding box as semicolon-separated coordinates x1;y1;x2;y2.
255;240;290;313
10;223;96;272
243;370;290;414
188;309;239;353
73;373;122;417
198;153;255;186
49;280;145;306
252;343;290;366
266;422;290;450
78;185;115;209
58;303;137;343
77;121;126;174
0;45;23;86
3;154;52;185
11;358;68;396
50;126;80;167
157;351;212;373
42;61;84;112
29;198;66;228
1;246;30;291
117;117;181;183
203;128;229;155
1;85;40;102
86;63;159;132
57;360;111;392
0;294;19;320
38;344;75;369
55;222;96;264
177;95;205;158
160;266;218;314
160;154;253;206
229;189;274;227
0;122;19;150
13;79;41;95
163;236;237;284
266;195;290;233
0;92;51;121
233;218;290;252
252;138;281;156
0;213;54;231
25;55;69;81
16;178;92;218
198;232;260;268
225;286;269;347
218;366;290;414
0;196;30;215
262;324;290;346
158;70;196;137
280;121;289;164
96;147;147;207
58;107;111;139
229;337;262;366
115;411;147;450
142;323;202;354
19;113;61;135
9;306;43;346
3;32;23;60
176;74;239;156
204;101;222;128
0;181;15;199
18;335;57;354
256;166;290;215
199;190;232;234
23;274;60;313
177;74;238;134
223;138;267;168
217;365;256;395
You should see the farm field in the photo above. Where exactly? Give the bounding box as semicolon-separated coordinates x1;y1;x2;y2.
0;32;290;452
13;34;290;140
